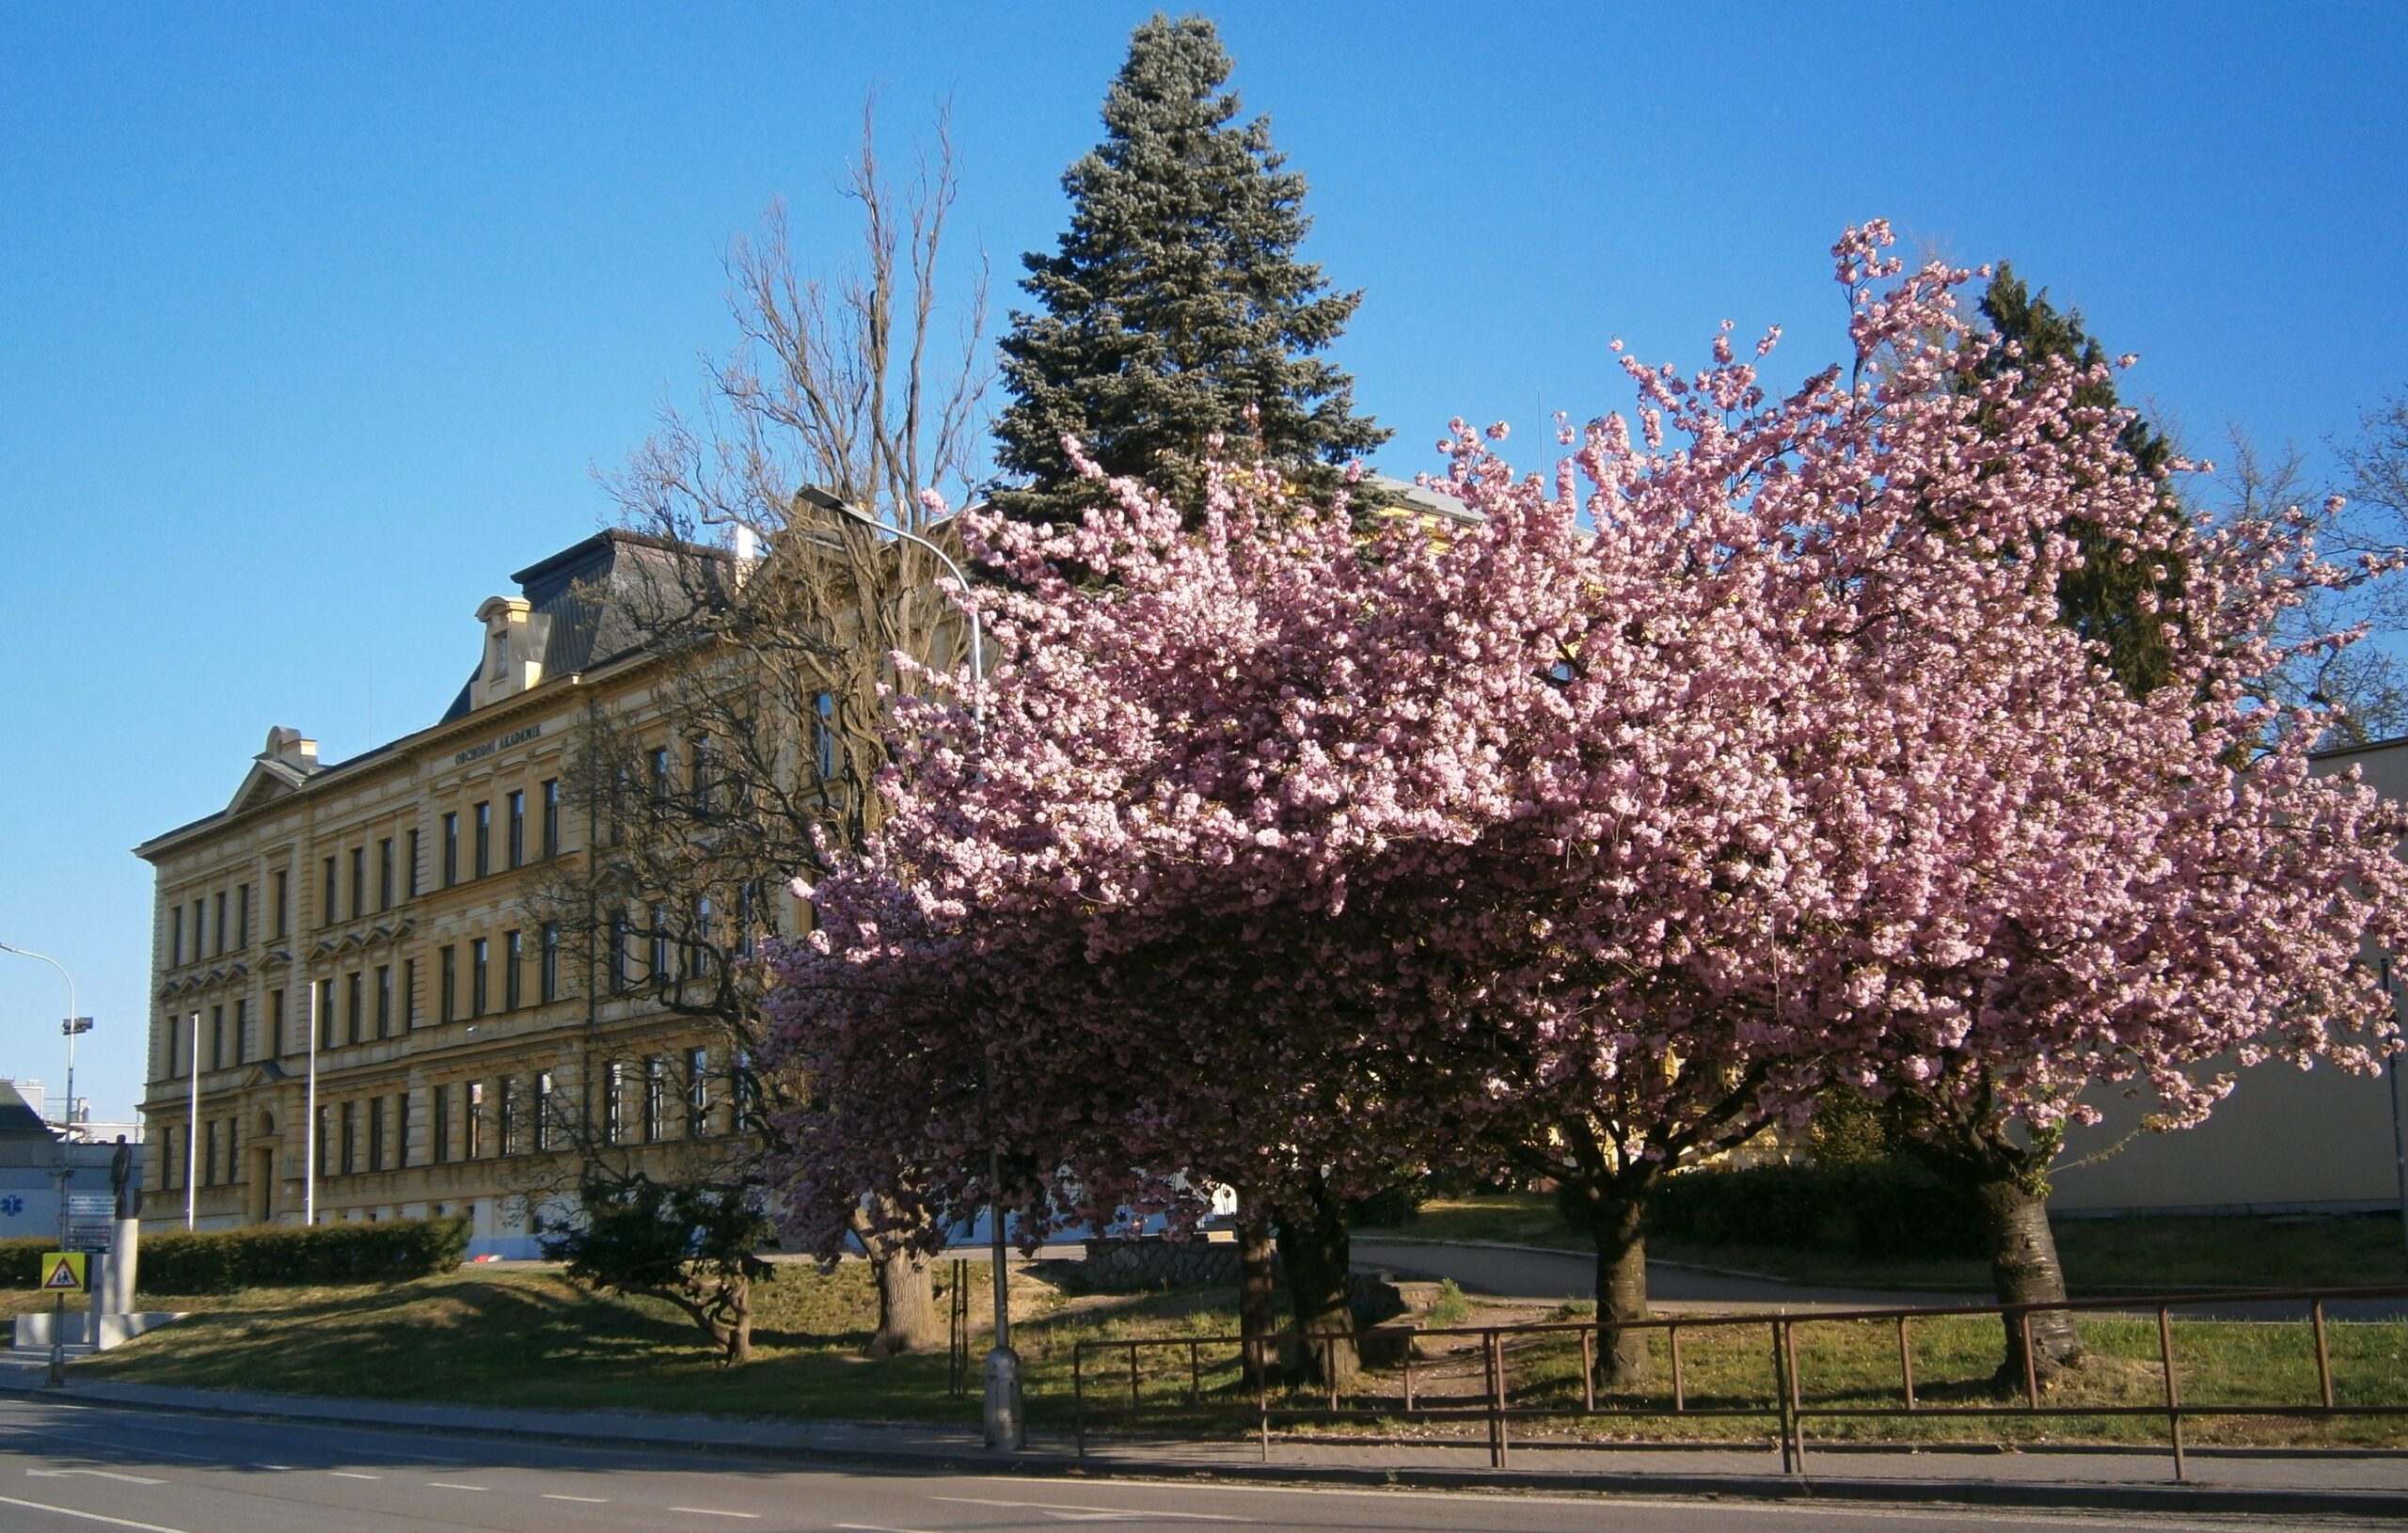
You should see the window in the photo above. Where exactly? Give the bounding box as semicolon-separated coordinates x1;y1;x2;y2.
610;911;630;993
687;1046;709;1139
733;1051;757;1135
322;857;338;925
433;1084;452;1163
604;1062;624;1146
467;1081;484;1159
438;946;457;1024
204;1121;218;1186
317;978;336;1049
232;998;247;1066
815;691;838;780
169;904;182;967
691;735;714;815
406;830;420;897
507;790;525;868
643;1056;664;1143
268;988;285;1059
470;938;489;1018
163;1011;176;1078
349;846;365;921
737;881;759;959
499;1077;519;1156
503;930;522;1010
368;1097;385;1172
209;1004;224;1071
214;891;227;956
226;1116;239;1183
339;1101;356;1175
649;746;671;799
403;957;417;1029
273;869;288;938
488;627;508;680
346;971;364;1046
689;894;713;977
235;883;249;948
648;902;670;983
534;1071;553;1152
314;1106;329;1182
393;1093;409;1168
542;778;561;858
441;814;459;887
378;838;394;910
375;964;392;1038
539;924;560;1004
473;800;491;877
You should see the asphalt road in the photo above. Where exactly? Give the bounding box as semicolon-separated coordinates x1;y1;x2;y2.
0;1394;2363;1533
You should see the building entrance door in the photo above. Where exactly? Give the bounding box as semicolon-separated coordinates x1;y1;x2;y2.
253;1147;277;1224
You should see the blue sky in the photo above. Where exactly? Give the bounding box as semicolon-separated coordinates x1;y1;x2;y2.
5;2;2405;1122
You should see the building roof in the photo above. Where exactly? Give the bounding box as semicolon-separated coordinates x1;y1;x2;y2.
0;1083;57;1144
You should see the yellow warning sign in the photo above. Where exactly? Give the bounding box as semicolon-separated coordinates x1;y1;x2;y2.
40;1253;86;1293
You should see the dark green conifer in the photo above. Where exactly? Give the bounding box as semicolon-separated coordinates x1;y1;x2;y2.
1975;262;2184;697
991;13;1388;526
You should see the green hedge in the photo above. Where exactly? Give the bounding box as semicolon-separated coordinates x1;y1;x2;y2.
1569;1162;1989;1262
0;1237;45;1288
0;1218;470;1294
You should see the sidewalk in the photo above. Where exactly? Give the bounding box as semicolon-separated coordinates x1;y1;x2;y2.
5;1354;2404;1520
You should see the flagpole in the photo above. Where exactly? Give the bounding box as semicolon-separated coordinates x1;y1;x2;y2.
304;980;318;1226
184;1011;198;1230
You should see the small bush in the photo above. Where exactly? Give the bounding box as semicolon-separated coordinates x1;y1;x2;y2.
1344;1179;1427;1228
1568;1162;1988;1262
0;1237;47;1287
1;1218;471;1294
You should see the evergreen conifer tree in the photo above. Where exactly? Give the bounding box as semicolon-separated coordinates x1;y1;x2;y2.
991;14;1388;526
1975;262;2183;697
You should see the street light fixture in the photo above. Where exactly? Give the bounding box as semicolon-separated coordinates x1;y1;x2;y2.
792;484;1021;1450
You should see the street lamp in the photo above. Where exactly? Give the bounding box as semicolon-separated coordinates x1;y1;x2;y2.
792;484;1021;1450
0;942;83;1140
0;941;87;1276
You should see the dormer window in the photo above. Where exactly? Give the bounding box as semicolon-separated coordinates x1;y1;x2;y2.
488;630;509;680
470;595;542;709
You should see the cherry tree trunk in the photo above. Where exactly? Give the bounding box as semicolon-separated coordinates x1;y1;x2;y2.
1972;1174;2084;1384
866;1243;945;1356
1275;1180;1358;1392
1590;1192;1654;1387
1236;1194;1279;1388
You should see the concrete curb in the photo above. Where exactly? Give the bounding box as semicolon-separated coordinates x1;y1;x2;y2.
8;1376;2404;1521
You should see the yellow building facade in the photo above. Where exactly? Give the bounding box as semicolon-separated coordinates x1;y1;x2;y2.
135;530;754;1256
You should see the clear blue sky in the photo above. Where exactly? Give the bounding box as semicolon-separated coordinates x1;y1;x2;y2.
5;2;2404;1123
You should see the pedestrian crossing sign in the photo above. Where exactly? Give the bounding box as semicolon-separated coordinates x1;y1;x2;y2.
40;1253;86;1293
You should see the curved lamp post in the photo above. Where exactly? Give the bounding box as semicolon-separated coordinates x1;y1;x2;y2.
792;486;1020;1450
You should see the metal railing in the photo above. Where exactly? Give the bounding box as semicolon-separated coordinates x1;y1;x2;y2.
1069;1284;2408;1480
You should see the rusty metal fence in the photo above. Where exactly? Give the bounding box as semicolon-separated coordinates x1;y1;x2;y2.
1069;1284;2408;1480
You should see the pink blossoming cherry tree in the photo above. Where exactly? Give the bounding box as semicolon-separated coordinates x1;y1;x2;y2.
763;222;2407;1391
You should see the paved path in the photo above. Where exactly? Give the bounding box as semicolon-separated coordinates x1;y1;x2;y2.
1352;1238;1969;1309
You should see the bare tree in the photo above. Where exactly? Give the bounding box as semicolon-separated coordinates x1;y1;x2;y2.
533;101;989;1358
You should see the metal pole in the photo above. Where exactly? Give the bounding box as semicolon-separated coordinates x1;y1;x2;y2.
803;486;1020;1447
184;1012;198;1230
304;980;318;1226
2389;1055;2407;1265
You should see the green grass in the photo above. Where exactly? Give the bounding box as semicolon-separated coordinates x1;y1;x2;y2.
77;1262;2408;1447
1363;1195;2408;1295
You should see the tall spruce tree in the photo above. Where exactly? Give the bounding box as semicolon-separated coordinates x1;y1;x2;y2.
1975;262;2184;697
991;13;1388;526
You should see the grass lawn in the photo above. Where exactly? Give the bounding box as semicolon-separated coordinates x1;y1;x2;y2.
59;1259;2408;1449
1362;1195;2408;1295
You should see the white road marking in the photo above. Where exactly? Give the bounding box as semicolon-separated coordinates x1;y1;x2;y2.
28;1468;168;1485
544;1493;611;1503
934;1497;1248;1523
836;1525;943;1533
0;1490;195;1533
672;1509;761;1520
328;1470;381;1479
427;1481;488;1491
955;1475;2244;1533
